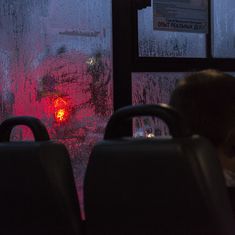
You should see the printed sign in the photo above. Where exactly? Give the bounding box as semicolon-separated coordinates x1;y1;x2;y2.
153;0;208;33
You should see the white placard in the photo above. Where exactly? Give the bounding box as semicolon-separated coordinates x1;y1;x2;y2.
153;0;208;33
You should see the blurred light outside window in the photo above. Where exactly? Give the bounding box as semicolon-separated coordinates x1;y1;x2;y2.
0;0;112;211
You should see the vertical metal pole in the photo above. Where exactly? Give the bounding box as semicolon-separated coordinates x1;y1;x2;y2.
112;0;133;111
112;0;133;135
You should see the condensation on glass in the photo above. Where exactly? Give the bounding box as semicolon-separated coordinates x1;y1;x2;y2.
132;72;187;137
0;0;112;207
138;1;207;57
212;0;235;58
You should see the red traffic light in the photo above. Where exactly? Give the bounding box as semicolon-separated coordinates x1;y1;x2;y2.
53;97;70;123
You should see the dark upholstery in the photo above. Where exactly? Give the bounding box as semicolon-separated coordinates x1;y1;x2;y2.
0;116;83;235
84;104;235;235
227;187;235;219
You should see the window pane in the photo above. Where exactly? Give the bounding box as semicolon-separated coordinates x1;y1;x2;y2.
0;0;112;212
132;72;186;136
138;1;207;57
212;0;235;58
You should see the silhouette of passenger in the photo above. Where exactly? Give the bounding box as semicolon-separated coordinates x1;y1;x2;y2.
170;69;235;187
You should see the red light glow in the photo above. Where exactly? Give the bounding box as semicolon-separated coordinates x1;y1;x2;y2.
53;97;70;123
54;97;68;108
55;108;69;122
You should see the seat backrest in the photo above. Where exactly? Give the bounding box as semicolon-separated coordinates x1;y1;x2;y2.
0;116;83;235
84;104;235;235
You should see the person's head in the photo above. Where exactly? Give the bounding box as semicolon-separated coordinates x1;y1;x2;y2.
170;69;235;171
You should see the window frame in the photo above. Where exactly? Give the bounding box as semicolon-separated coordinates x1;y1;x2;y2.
112;0;235;111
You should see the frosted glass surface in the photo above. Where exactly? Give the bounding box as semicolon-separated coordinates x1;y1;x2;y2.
138;2;206;57
212;0;235;57
132;72;186;137
0;0;112;210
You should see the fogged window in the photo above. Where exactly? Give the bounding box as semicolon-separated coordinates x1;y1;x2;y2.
0;0;112;206
132;72;186;137
138;1;207;57
138;0;235;58
212;0;235;58
135;1;235;137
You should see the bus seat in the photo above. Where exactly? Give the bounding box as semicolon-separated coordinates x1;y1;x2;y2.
0;116;83;235
84;104;235;235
